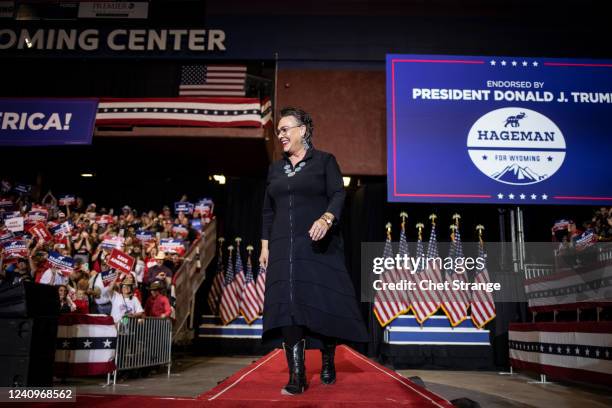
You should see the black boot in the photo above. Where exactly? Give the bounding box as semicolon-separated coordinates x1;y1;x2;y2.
281;339;308;395
320;343;336;385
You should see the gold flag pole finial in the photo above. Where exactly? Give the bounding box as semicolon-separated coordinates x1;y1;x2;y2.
218;237;225;254
385;222;392;240
246;244;254;264
449;223;457;241
452;213;461;226
400;211;408;230
227;245;234;253
429;213;437;225
476;225;485;245
416;222;424;241
235;237;242;245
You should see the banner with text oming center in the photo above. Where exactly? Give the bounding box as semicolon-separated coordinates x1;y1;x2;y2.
387;54;612;205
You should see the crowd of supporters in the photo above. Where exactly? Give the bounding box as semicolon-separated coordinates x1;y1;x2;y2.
0;183;214;325
551;207;612;266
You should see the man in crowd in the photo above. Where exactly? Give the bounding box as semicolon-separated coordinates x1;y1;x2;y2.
145;280;172;318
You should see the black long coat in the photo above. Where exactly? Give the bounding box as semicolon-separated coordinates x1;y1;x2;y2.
261;148;369;348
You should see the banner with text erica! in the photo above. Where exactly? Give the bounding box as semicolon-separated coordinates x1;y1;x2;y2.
386;54;612;205
0;98;98;146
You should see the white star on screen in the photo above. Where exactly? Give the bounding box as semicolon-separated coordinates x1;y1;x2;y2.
498;193;504;199
490;60;496;66
501;60;507;66
531;194;537;199
520;194;526;199
542;194;548;200
508;193;515;199
103;339;112;348
512;61;517;66
62;340;70;349
83;340;92;348
533;61;539;67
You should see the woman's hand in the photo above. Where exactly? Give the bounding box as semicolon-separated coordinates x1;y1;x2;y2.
309;218;330;241
259;247;269;269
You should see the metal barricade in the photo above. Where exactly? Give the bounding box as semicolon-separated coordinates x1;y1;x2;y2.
108;317;173;385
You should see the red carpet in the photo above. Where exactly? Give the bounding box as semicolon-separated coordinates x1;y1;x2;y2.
33;345;453;408
197;345;453;407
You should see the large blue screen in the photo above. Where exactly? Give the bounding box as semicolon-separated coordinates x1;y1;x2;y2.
387;54;612;205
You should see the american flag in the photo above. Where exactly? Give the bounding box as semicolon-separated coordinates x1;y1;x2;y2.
179;65;247;97
410;222;441;323
470;240;496;329
240;250;260;324
373;226;409;327
219;247;240;325
255;263;266;314
396;221;414;312
207;245;225;315
441;223;470;326
233;241;246;310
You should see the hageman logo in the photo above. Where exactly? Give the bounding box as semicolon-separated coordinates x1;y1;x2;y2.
467;107;566;185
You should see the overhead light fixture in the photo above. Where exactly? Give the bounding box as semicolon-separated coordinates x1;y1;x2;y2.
343;177;351;187
80;173;94;178
213;174;226;185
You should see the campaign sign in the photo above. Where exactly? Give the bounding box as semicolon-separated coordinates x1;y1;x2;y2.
96;214;114;225
0;98;98;146
47;250;75;275
100;236;125;250
58;194;76;206
195;198;214;216
13;183;31;194
191;218;202;231
387;54;612;205
5;216;23;232
27;210;48;223
30;222;53;242
172;224;189;237
135;229;154;242
0;228;13;243
159;238;185;255
1;239;28;259
174;202;194;214
107;248;135;274
50;221;73;237
3;211;20;220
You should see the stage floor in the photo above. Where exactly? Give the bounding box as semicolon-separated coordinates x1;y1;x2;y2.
60;348;612;408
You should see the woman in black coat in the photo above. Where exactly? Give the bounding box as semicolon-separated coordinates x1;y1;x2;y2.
259;107;369;395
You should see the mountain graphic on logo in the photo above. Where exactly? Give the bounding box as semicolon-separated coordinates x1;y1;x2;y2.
491;164;546;184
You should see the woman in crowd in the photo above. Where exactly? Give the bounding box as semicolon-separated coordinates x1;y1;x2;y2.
58;284;76;313
110;277;144;324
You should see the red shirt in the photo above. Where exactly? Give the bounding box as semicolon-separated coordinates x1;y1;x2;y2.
73;298;89;314
145;294;171;318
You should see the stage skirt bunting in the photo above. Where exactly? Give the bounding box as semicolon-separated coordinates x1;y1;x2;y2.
54;314;117;376
524;263;612;311
509;322;612;386
385;315;491;346
199;314;262;339
95;97;272;128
